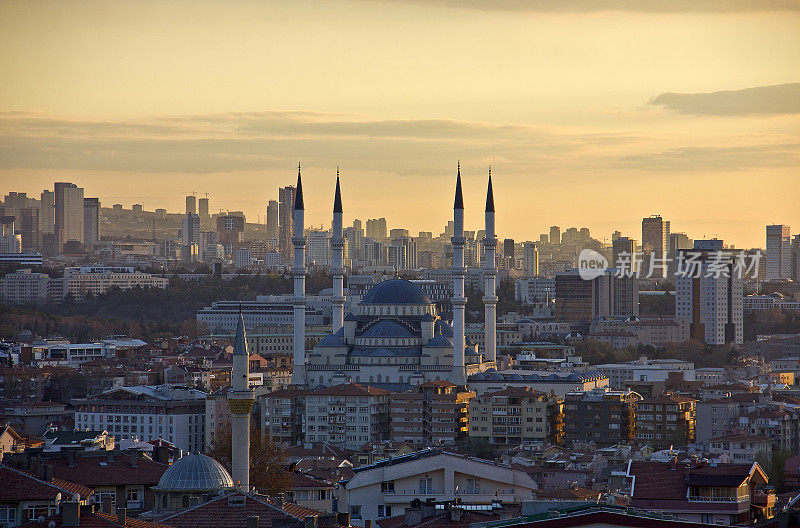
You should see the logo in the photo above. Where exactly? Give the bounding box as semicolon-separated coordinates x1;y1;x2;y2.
578;249;608;280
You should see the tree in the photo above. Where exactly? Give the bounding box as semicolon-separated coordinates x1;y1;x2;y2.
206;422;289;496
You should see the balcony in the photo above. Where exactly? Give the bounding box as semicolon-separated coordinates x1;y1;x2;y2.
687;495;749;503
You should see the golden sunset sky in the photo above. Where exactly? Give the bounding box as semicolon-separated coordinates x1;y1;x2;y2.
1;0;798;247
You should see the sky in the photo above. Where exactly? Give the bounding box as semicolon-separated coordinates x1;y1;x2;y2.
1;0;798;248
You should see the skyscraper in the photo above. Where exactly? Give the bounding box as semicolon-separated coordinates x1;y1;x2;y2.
39;190;55;235
550;226;560;245
503;239;515;270
675;240;743;345
266;199;279;240
198;197;209;221
522;242;539;277
54;182;84;252
20;208;40;252
642;215;669;279
83;198;100;252
612;236;636;272
366;218;387;239
765;225;791;280
185;195;197;215
278;185;295;263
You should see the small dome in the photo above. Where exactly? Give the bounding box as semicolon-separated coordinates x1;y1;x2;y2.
426;335;452;347
361;320;415;338
318;334;346;346
361;279;431;305
155;453;234;492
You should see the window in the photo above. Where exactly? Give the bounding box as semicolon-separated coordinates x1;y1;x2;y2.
350;506;362;519
378;505;392;518
0;505;15;525
27;505;54;520
419;478;433;494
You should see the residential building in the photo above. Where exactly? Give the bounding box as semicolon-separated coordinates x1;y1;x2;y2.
738;407;800;454
278;185;295;263
634;393;697;449
696;399;740;447
304;383;389;449
0;268;50;304
72;385;207;453
260;387;306;446
0;216;21;253
708;433;772;463
627;461;774;526
390;381;473;446
555;270;638;323
0;465;94;527
549;226;560;245
54;182;84;251
216;214;245;245
641;215;669;279
766;224;791;280
343;448;538;522
468;386;563;446
611;236;636;272
675;240;744;345
562;389;640;446
522;242;539;277
59;266;168;297
515;277;555;305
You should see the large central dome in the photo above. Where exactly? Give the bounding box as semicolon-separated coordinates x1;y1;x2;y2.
361;278;431;305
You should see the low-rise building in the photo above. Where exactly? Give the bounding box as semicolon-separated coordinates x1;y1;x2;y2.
344;448;538;522
468;387;563;446
72;385;207;453
708;433;772;463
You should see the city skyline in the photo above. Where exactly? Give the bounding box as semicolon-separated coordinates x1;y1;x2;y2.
1;1;799;248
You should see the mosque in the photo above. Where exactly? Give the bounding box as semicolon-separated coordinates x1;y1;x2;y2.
288;163;499;389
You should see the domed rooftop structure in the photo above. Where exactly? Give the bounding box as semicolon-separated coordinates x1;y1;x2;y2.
361;279;431;305
361;319;415;338
154;453;234;492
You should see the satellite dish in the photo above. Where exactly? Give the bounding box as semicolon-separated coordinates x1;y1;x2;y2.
72;493;81;501
49;521;57;528
37;515;45;523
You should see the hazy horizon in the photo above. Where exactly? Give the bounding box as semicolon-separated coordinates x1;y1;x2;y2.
1;0;798;247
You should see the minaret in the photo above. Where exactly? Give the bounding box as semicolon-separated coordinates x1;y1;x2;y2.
483;166;498;363
290;164;307;387
451;163;467;385
331;169;345;334
227;308;253;491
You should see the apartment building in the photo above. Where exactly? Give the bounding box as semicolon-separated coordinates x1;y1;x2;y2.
563;389;640;446
390;381;473;446
304;383;389;449
634;394;697;449
468;387;563;446
259;387;306;446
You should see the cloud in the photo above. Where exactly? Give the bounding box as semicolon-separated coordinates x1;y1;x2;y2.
363;0;799;12
616;144;800;171
649;83;800;116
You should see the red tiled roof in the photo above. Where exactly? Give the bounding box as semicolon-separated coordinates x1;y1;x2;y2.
0;465;94;502
161;492;320;528
20;511;173;528
629;461;756;502
289;472;334;488
49;452;168;486
636;394;697;404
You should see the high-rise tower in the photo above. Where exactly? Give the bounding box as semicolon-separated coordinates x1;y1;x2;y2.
451;164;467;385
331;169;345;334
483;168;498;363
290;164;307;386
227;308;253;491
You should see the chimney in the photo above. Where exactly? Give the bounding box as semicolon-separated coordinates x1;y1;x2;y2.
304;516;318;528
336;513;351;527
247;517;260;528
67;449;77;467
275;493;284;509
130;450;140;468
61;501;81;527
117;507;127;525
404;508;422;526
42;464;54;482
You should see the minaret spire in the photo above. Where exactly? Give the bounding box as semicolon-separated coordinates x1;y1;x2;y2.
483;165;498;363
294;162;304;210
290;163;308;386
228;308;253;490
451;163;467;385
331;167;345;334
